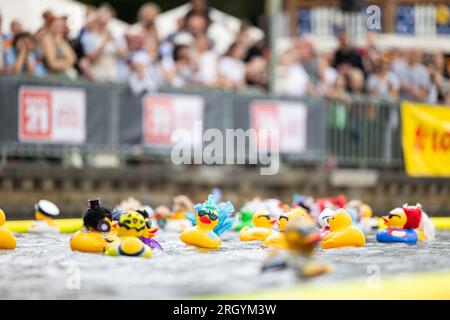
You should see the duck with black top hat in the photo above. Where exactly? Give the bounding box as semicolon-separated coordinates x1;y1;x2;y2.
70;198;118;253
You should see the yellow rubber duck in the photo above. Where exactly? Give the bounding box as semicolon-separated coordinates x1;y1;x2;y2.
240;210;277;242
29;199;60;233
104;211;152;258
262;217;332;278
180;201;221;249
0;208;16;250
263;207;312;248
180;194;235;249
70;199;118;253
321;209;366;249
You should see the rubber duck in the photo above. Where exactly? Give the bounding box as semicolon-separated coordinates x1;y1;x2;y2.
321;209;366;249
162;195;194;232
104;211;152;258
376;204;422;244
29;199;60;233
263;207;312;248
70;199;118;253
136;209;163;250
0;208;16;250
262;218;332;278
239;210;277;242
318;208;334;236
112;208;162;250
180;194;235;249
233;206;254;231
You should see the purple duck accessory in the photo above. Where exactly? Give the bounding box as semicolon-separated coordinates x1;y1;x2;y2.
139;236;163;250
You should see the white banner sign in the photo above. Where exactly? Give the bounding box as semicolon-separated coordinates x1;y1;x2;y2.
250;100;307;154
142;94;204;147
19;86;86;144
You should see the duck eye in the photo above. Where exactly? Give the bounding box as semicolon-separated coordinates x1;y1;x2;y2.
261;215;271;220
145;220;152;229
279;216;288;222
198;209;207;217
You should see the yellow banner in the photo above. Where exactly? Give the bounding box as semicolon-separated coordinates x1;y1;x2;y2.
402;102;450;177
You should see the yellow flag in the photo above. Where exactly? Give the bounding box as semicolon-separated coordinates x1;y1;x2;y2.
402;102;450;177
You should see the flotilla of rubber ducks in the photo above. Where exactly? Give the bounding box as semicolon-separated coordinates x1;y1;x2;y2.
0;191;439;278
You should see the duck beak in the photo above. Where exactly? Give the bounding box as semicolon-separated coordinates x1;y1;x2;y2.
382;216;389;223
199;215;211;224
149;226;159;235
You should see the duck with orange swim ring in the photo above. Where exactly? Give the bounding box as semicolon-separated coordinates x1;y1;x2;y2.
0;208;16;250
104;211;152;258
263;207;312;248
240;210;278;242
181;194;235;249
70;199;118;253
376;204;423;244
320;209;366;249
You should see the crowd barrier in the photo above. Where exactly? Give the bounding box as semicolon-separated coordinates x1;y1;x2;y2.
0;75;402;168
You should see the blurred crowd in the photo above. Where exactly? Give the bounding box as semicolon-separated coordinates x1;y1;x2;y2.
277;30;450;105
0;0;449;104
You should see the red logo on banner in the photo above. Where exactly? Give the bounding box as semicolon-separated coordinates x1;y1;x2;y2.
19;90;52;140
251;103;280;151
143;96;175;144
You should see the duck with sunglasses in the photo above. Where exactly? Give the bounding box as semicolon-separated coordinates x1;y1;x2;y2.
181;194;235;249
239;210;278;242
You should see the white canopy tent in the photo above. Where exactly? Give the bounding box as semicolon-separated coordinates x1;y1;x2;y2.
0;0;128;38
0;0;263;54
154;3;264;54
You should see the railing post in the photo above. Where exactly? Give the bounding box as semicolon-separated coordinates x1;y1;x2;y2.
266;0;282;95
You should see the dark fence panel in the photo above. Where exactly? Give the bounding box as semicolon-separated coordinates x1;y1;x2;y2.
0;76;403;168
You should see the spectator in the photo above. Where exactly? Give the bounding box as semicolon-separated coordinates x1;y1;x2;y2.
137;2;160;43
169;13;209;48
333;28;365;75
316;52;338;96
347;67;365;95
193;33;219;87
81;4;127;81
366;58;400;99
295;37;319;84
164;44;196;87
10;20;23;38
246;56;267;89
41;16;77;79
218;42;246;89
0;12;12;72
128;50;163;95
36;10;55;40
424;54;449;104
277;47;310;97
5;32;47;76
185;0;211;23
392;48;430;102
